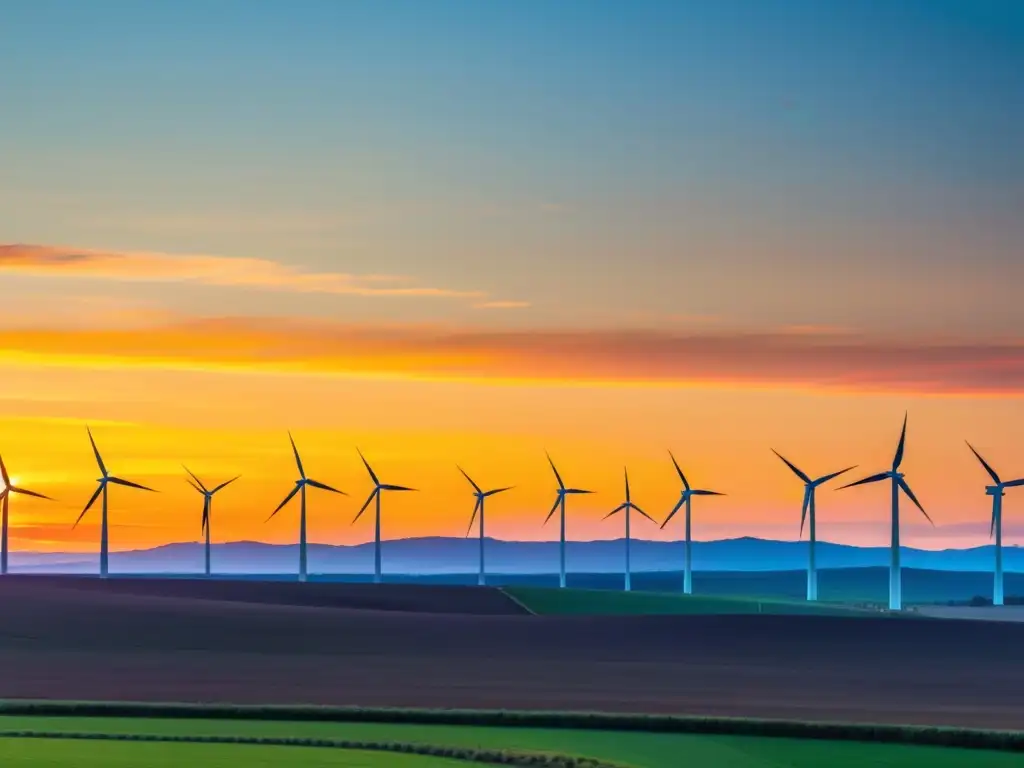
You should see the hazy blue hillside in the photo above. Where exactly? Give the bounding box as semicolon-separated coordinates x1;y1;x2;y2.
9;536;1021;575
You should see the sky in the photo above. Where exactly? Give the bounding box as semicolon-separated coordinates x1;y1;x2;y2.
1;0;1023;554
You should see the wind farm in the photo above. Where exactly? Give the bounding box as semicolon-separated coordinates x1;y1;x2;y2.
0;416;1019;610
4;2;1021;765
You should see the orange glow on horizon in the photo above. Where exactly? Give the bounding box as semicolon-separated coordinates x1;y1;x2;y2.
0;350;1021;555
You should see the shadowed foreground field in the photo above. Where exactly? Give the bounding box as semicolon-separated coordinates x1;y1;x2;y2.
2;576;1023;729
2;720;1021;768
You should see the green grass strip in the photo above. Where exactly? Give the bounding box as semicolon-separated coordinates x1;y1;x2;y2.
0;730;622;768
1;701;1021;753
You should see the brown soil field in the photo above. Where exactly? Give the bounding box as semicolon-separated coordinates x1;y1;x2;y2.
0;576;1021;729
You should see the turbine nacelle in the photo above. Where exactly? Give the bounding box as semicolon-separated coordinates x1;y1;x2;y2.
987;485;1005;497
352;449;416;524
268;435;344;521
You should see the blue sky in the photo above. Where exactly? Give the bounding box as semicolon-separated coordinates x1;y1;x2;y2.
2;0;1022;333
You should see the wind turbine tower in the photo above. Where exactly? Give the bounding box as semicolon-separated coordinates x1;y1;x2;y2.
771;450;855;601
661;452;725;595
184;467;239;577
543;453;592;589
839;414;932;611
966;442;1024;606
0;454;53;575
458;466;512;586
353;449;416;584
267;433;345;582
604;467;655;591
74;427;156;579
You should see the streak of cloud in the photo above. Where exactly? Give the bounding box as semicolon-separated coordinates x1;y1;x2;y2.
0;316;1022;395
0;243;492;301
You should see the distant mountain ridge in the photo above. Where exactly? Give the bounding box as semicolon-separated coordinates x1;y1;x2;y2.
8;536;1021;574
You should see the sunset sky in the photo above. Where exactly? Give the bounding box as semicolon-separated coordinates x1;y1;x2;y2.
1;0;1023;554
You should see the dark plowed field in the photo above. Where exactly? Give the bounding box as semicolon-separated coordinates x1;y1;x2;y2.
0;577;1021;729
10;575;526;615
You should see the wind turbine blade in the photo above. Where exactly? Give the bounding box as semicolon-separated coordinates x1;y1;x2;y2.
484;486;513;496
565;488;592;495
202;496;210;533
182;465;208;493
10;486;54;501
352;490;378;524
799;487;810;538
837;472;890;490
466;497;481;537
898;477;932;525
772;449;811;484
634;505;656;523
543;495;560;525
356;448;380;486
692;489;725;496
288;432;305;479
815;465;857;486
990;505;996;539
668;450;690;491
457;465;482;494
604;503;626;520
186;477;204;494
107;476;156;492
381;484;416;492
661;498;684;529
0;454;8;487
75;484;103;528
306;478;347;495
1005;478;1024;488
211;475;240;494
268;484;300;521
892;412;908;471
546;452;565;490
624;467;630;502
966;441;1002;486
87;426;108;476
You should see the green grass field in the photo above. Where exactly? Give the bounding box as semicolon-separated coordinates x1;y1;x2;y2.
0;738;465;767
3;716;1021;767
503;586;885;616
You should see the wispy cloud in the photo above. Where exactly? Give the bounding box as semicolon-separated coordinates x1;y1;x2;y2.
473;300;532;310
0;316;1022;395
0;243;494;301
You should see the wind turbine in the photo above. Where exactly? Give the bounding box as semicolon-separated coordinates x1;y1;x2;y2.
838;414;932;611
459;466;512;587
0;454;53;575
604;467;655;591
353;449;416;584
267;433;345;582
184;466;240;577
966;442;1024;606
661;452;725;595
74;427;156;579
543;453;592;589
771;450;855;602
